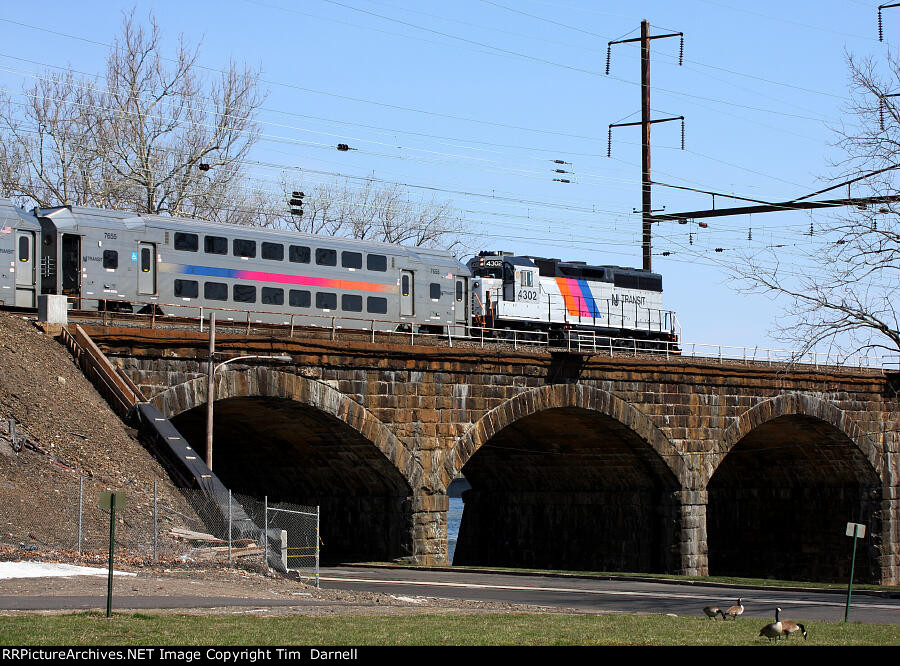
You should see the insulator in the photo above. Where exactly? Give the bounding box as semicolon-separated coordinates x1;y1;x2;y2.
881;101;886;131
880;9;884;42
681;119;685;150
714;247;724;252
874;218;878;230
748;227;752;241
554;169;569;174
606;44;611;75
809;221;814;236
337;143;350;151
661;251;672;256
679;36;684;66
198;163;210;171
553;178;571;183
698;221;708;228
689;233;693;245
607;127;612;158
553;159;566;164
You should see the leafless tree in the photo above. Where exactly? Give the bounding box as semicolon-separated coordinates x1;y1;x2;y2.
732;52;900;360
275;176;471;252
0;10;267;224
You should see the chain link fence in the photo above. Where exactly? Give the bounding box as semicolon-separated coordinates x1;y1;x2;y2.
0;475;320;587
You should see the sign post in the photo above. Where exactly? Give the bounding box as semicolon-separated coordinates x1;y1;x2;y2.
844;522;866;623
100;492;126;618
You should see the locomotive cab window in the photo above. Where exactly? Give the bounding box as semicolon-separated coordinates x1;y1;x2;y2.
262;242;284;261
367;254;387;272
205;236;228;255
174;233;198;252
102;250;118;270
233;239;256;258
520;271;533;287
430;283;441;300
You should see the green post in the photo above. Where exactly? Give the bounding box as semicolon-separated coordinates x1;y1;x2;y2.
844;524;859;623
107;493;116;618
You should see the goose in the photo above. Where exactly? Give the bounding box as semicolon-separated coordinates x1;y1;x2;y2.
723;597;744;620
781;619;807;640
702;605;726;620
758;607;784;643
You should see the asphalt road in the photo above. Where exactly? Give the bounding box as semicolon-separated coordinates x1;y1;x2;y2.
321;566;900;625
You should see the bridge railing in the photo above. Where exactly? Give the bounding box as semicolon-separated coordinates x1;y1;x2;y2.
61;296;886;370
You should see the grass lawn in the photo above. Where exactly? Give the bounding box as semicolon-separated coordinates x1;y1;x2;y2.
0;612;897;646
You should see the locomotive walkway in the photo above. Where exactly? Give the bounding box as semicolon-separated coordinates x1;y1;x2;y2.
62;321;900;586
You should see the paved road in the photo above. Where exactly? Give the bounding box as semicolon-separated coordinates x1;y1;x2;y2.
321;567;900;625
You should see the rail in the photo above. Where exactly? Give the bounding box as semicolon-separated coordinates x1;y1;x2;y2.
59;296;887;371
60;324;147;418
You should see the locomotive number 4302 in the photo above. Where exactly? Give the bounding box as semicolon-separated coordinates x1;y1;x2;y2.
517;289;538;301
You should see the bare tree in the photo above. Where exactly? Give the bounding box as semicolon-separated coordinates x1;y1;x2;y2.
732;52;900;359
275;176;470;251
0;10;267;224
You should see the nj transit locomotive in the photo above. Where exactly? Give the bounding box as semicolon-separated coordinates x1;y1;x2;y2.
468;251;677;343
0;199;677;343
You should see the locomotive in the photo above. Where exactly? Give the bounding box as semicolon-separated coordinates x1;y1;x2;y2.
0;199;677;344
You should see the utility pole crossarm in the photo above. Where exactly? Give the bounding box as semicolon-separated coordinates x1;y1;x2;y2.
649;195;900;221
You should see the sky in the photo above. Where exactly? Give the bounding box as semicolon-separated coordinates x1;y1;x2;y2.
0;1;892;356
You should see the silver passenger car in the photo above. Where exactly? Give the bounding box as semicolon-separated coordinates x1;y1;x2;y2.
6;201;471;336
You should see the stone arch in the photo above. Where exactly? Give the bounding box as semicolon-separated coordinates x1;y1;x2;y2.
718;392;880;478
151;367;421;492
448;383;687;488
448;383;687;573
709;392;883;583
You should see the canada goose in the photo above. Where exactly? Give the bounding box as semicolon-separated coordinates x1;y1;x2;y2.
702;605;726;620
723;598;744;620
758;607;784;643
781;620;807;640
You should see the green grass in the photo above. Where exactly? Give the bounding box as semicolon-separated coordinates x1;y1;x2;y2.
0;613;897;646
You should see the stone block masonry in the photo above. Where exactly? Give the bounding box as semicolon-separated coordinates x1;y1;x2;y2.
84;325;900;584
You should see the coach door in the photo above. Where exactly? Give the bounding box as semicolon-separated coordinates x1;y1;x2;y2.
138;242;156;295
455;276;468;325
61;234;81;305
400;270;414;317
14;230;35;307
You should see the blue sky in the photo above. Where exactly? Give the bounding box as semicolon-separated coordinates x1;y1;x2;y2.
0;1;890;353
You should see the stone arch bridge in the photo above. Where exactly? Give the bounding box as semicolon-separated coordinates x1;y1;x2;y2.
86;326;900;585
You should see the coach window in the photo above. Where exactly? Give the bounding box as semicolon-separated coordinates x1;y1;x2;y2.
204;282;228;301
174;232;198;252
316;292;337;310
367;254;387;272
141;248;152;272
367;296;387;314
18;236;29;262
430;283;441;300
174;279;199;299
233;239;256;259
289;245;310;263
103;250;118;270
342;251;362;270
233;284;256;303
262;287;284;306
205;236;228;255
315;248;337;266
262;242;284;261
342;294;362;312
289;289;311;308
401;274;410;297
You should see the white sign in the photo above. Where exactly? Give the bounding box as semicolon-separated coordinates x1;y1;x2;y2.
846;522;866;538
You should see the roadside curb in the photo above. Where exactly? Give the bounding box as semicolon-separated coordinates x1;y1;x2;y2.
344;563;900;599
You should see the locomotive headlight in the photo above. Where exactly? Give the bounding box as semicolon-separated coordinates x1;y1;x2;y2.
473;281;479;288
